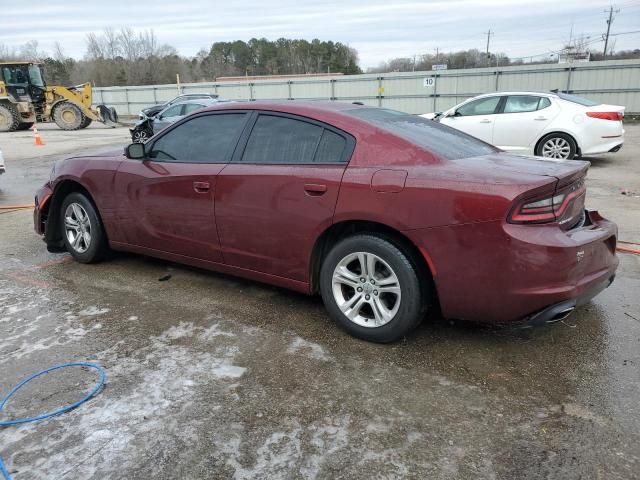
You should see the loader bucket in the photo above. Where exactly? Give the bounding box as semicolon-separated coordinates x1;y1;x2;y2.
97;105;119;127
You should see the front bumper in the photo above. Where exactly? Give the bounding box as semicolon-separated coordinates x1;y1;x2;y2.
404;209;619;324
33;183;53;235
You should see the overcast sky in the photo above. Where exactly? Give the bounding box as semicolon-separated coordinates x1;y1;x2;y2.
1;0;639;68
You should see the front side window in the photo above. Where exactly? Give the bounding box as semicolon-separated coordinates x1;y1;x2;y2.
241;115;323;164
457;97;501;116
149;113;247;163
161;105;183;118
504;96;543;113
183;103;205;114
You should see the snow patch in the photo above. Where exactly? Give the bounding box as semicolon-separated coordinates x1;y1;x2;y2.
286;336;333;362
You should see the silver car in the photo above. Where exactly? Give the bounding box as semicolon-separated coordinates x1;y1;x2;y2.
130;99;232;143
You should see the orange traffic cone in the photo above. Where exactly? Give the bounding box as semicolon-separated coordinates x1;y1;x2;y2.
33;125;44;146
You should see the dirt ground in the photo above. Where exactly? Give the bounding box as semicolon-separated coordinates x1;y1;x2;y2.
0;122;639;479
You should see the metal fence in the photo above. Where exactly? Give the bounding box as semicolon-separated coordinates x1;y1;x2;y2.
94;59;640;116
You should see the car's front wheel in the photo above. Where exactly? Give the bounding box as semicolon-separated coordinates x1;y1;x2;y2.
536;133;577;159
320;234;426;343
60;192;108;263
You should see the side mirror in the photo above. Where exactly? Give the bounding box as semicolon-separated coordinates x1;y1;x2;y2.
125;143;146;159
453;110;462;117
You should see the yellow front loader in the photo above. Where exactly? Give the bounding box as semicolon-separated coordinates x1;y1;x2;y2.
0;62;118;132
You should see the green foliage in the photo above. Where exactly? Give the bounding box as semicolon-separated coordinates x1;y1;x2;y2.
198;37;361;78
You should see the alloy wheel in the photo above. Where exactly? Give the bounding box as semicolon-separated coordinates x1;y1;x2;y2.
331;251;401;328
133;130;150;143
542;137;571;159
64;203;92;253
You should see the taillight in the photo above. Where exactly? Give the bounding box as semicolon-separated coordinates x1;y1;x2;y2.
508;179;586;224
586;111;623;121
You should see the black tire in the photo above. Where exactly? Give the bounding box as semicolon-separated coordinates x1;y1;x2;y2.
320;234;426;343
16;122;34;131
0;103;20;132
60;192;108;263
79;117;92;129
535;133;577;160
53;101;85;130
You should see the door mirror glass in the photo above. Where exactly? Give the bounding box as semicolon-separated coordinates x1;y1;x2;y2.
125;143;146;159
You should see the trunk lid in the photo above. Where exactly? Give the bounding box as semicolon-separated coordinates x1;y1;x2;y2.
586;103;625;114
451;153;589;186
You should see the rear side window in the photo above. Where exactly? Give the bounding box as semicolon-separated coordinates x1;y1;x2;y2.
241;115;347;164
345;108;497;160
315;130;347;164
504;96;542;113
149;113;246;163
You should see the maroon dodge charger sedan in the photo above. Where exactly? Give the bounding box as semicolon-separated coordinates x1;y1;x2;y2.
34;101;618;342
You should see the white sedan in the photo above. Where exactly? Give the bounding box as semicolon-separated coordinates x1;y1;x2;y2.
421;91;624;159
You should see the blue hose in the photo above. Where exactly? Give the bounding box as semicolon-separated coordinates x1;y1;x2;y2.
0;362;105;480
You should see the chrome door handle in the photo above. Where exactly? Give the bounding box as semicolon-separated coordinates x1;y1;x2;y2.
479;119;492;124
534;117;548;121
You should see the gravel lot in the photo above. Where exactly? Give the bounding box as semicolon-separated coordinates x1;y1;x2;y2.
0;122;639;479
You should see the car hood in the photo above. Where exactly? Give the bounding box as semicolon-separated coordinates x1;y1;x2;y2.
65;148;124;161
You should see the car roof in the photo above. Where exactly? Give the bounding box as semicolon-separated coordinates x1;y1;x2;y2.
201;100;364;114
469;91;557;99
179;98;229;105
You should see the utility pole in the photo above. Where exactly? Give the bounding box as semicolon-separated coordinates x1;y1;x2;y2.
603;5;619;59
485;30;493;67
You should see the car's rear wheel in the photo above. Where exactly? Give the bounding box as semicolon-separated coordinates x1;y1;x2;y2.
60;192;107;263
536;133;577;159
320;234;426;343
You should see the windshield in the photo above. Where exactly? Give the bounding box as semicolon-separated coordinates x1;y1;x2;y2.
556;92;599;107
344;107;498;160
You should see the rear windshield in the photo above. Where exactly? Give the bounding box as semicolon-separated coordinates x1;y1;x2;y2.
556;92;599;107
344;107;498;160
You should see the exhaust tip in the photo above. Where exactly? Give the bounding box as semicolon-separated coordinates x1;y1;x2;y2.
547;307;575;323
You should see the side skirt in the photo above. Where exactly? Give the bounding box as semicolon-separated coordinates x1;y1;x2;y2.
109;241;312;295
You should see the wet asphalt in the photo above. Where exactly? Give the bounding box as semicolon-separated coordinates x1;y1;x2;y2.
0;124;639;479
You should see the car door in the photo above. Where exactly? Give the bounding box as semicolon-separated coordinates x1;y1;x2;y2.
153;104;185;133
492;95;559;153
114;112;249;262
440;96;502;144
215;112;354;282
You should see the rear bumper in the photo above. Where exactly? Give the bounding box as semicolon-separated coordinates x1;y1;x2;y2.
520;274;614;327
404;210;619;324
580;136;624;156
